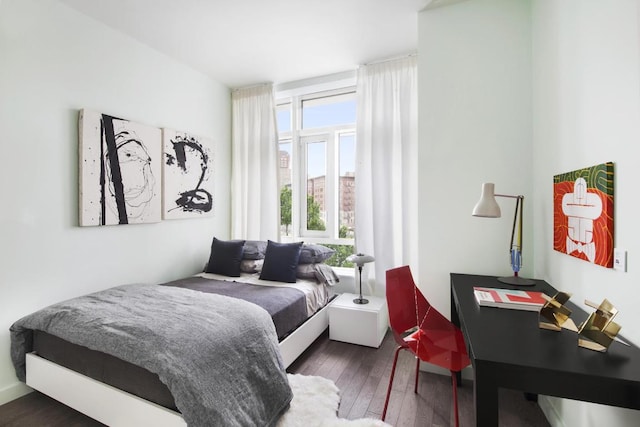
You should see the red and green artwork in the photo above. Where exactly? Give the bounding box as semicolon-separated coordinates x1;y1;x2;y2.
553;162;614;268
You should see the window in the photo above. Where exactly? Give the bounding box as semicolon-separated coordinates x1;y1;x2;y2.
277;87;356;267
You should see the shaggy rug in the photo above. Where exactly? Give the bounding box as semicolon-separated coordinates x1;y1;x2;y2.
277;374;392;427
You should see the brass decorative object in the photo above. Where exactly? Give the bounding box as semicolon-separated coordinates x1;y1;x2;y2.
577;299;622;352
539;292;578;332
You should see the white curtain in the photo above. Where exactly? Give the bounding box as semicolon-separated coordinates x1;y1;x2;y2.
355;56;419;296
231;84;280;240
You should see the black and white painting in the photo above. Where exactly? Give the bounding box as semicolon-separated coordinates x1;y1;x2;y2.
162;129;214;220
79;109;162;226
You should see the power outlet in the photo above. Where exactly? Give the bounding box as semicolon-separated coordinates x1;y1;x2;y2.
614;248;627;272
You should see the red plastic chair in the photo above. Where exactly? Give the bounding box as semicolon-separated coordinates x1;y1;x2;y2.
382;266;470;426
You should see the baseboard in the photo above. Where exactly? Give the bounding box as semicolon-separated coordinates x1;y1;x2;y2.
539;395;566;427
0;381;32;406
418;361;474;380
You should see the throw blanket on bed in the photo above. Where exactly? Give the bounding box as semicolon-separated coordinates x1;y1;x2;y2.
162;276;308;339
314;264;340;287
10;284;293;427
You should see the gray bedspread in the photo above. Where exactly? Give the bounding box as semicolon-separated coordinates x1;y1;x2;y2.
162;276;308;339
10;284;292;427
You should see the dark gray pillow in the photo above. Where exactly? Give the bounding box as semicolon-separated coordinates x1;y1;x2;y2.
205;238;245;277
259;241;303;283
243;240;267;260
299;244;335;264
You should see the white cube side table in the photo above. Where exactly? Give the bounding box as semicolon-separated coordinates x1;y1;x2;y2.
328;293;389;348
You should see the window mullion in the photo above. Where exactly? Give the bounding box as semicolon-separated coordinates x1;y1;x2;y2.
326;132;338;240
291;96;301;239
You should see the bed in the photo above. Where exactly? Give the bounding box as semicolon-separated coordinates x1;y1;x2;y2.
10;239;339;427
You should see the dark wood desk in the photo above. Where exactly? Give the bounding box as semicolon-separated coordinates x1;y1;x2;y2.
451;273;640;426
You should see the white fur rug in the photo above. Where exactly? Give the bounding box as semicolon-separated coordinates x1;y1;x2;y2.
277;374;392;427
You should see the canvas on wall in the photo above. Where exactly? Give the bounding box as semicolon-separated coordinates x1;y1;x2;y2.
162;129;214;220
79;109;162;226
553;162;614;268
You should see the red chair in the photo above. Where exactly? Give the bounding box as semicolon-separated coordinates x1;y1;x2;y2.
382;266;470;426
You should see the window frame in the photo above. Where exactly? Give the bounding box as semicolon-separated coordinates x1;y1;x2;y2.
277;86;356;246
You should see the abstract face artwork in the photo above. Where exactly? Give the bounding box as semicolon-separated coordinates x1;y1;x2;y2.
79;110;162;226
553;162;614;268
162;129;214;220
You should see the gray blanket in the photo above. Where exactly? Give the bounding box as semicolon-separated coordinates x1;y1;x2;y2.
10;284;292;427
162;276;308;339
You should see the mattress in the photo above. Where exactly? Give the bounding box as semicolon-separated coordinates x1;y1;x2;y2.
33;329;179;411
196;272;331;317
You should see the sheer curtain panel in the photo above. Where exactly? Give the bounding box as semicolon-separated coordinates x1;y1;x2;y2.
231;84;279;240
355;56;419;295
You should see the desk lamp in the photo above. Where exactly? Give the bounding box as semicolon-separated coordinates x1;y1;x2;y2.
472;183;535;286
346;253;375;304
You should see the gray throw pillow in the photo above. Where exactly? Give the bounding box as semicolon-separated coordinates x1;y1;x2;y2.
299;244;335;264
242;240;268;260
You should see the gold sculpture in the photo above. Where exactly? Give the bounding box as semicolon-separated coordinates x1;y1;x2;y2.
539;292;578;332
577;299;622;352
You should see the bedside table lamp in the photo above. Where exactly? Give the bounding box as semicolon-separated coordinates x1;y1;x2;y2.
472;182;535;286
346;253;375;304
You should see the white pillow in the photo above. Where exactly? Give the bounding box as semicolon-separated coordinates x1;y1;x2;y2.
296;263;318;279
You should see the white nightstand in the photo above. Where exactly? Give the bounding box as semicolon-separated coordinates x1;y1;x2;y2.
328;293;389;348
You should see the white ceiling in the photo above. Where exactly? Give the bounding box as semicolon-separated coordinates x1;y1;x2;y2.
59;0;434;88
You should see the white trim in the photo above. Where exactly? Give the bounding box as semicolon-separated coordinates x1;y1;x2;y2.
539;395;566;427
362;52;418;66
279;298;331;367
275;70;356;99
416;362;474;381
0;381;31;406
420;0;469;11
26;353;187;427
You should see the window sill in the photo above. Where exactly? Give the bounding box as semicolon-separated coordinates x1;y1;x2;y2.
332;266;355;278
331;266;356;294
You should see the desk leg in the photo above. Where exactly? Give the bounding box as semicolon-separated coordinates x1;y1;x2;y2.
450;288;463;386
474;365;499;426
450;290;460;328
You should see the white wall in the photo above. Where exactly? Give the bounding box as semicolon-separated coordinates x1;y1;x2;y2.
418;0;532;316
419;0;640;426
532;1;640;426
0;0;231;404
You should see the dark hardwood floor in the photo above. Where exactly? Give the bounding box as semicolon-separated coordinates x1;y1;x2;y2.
287;330;550;427
0;330;551;427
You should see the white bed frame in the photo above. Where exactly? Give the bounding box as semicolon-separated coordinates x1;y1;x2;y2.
25;301;331;427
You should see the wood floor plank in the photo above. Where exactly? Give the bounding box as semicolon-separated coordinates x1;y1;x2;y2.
318;338;360;384
336;355;373;418
426;368;454;427
0;391;104;427
395;386;419;427
343;364;386;419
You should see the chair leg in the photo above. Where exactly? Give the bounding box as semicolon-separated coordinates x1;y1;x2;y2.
414;356;420;393
382;346;404;421
451;370;459;427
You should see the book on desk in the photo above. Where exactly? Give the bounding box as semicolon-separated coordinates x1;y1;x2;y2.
473;287;547;311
